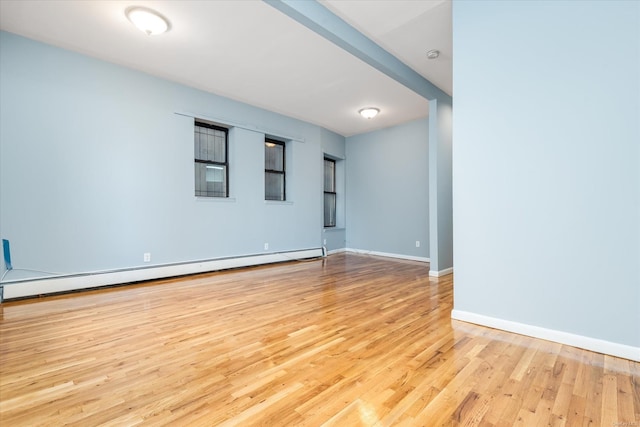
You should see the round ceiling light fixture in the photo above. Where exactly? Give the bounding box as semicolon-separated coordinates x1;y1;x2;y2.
126;6;170;36
358;107;380;119
426;49;440;59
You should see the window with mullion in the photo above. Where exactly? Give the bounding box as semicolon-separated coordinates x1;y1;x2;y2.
265;139;285;201
324;158;336;227
194;122;228;198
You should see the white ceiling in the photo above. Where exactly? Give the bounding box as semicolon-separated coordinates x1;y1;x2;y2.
0;0;451;137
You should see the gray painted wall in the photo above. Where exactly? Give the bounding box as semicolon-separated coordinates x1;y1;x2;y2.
0;32;345;280
452;1;639;347
346;118;429;259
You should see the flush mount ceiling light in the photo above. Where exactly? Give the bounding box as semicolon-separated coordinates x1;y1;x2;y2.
358;107;380;119
126;6;170;36
426;49;440;59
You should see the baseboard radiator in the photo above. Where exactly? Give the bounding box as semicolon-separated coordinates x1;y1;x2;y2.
1;248;323;301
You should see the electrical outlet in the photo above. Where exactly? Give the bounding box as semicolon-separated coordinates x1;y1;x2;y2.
144;253;151;262
323;239;327;245
264;243;269;250
415;241;420;248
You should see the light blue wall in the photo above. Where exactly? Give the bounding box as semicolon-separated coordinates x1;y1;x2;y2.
452;1;640;346
428;98;453;273
0;32;344;279
346;118;429;259
321;128;347;252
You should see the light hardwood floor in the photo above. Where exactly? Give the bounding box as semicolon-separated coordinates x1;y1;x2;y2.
0;253;638;426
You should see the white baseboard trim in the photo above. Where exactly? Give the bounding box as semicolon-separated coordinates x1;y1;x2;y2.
1;248;323;301
451;309;640;362
327;248;347;255
429;267;453;277
344;248;429;263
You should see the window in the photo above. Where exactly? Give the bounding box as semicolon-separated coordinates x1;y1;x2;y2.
324;158;336;227
194;122;228;197
265;139;285;201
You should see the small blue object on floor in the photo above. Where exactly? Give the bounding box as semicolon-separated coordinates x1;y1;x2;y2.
3;239;12;271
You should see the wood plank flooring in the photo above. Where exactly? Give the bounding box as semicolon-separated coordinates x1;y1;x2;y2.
0;253;638;426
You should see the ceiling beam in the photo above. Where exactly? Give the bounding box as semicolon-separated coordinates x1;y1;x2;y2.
263;0;449;101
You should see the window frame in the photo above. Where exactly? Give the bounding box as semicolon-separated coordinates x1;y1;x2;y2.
194;121;229;198
324;157;336;228
264;138;286;201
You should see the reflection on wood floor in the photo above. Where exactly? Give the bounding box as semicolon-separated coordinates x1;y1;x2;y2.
0;253;638;426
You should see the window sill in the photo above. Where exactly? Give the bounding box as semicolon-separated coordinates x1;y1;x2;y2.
265;200;293;206
324;227;345;232
196;197;237;203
